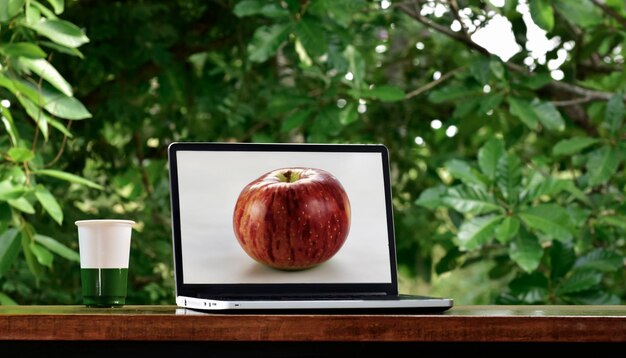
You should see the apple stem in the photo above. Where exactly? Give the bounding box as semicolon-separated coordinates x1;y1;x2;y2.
277;170;300;183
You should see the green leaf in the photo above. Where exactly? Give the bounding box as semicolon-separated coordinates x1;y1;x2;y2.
21;229;43;278
595;215;626;230
495;216;520;244
0;203;9;231
452;98;480;119
478;93;504;114
529;0;554;32
442;186;501;214
311;0;367;27
1;106;20;145
506;272;549;304
294;38;312;66
266;95;311;115
30;0;56;19
586;146;619;186
343;45;365;89
489;60;504;80
549;240;575;281
519;204;573;241
46;0;64;14
0;180;27;201
429;85;480;104
605;92;624;136
435;247;464;274
574;249;623;272
359;85;406;102
496;153;521;205
523;178;572;203
247;24;291;63
34;234;79;262
565;290;621;305
294;18;327;58
415;186;445;210
518;72;552;90
567;206;591;227
8;147;34;162
508;97;538;130
19;58;73;96
7;76;43;105
0;292;18;305
40;40;84;58
34;185;63;225
444;159;485;186
526;174;588;206
25;19;90;48
17;96;50;140
557;270;602;295
469;58;491;83
48;116;74;137
533;100;565;131
25;3;41;25
8;197;35;214
552;137;600;156
0;0;24;22
457;214;503;251
339;103;358;125
0;229;20;277
488;257;515;279
478;137;505;180
233;0;262;17
509;230;543;272
553;0;602;27
233;1;288;18
33;169;104;189
44;93;92;119
563;180;591;205
29;242;54;267
324;0;369;28
309;106;342;139
0;42;47;58
281;109;312;132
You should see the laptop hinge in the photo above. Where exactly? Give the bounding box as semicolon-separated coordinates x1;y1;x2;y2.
199;292;390;299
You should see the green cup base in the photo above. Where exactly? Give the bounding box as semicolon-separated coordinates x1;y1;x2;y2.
80;268;128;308
83;296;126;308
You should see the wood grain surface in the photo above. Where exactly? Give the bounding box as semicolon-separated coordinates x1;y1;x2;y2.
1;305;625;342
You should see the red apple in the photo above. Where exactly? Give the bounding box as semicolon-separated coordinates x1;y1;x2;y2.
233;167;351;270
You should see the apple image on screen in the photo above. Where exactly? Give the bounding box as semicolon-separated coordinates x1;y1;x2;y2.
233;167;351;270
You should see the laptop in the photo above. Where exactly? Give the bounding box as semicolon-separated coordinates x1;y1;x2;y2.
167;142;453;312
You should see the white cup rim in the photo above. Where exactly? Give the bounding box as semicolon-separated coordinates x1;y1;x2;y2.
75;219;136;227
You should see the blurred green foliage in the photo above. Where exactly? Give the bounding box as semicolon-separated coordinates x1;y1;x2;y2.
0;0;624;305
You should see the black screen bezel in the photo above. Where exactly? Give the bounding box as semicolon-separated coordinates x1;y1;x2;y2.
167;142;399;297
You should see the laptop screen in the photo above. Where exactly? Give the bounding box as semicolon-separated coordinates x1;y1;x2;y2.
168;143;398;294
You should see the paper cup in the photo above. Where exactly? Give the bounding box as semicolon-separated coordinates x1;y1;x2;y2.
75;219;135;308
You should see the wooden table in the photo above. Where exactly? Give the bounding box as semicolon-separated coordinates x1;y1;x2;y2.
1;305;625;356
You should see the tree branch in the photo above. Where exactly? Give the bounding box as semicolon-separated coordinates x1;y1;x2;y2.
548;80;622;102
133;133;153;196
448;0;471;38
398;0;626;103
405;67;463;99
551;96;592;107
397;1;491;57
44;121;72;167
579;61;624;76
591;0;626;28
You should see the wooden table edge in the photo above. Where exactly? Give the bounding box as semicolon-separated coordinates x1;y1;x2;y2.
1;305;625;342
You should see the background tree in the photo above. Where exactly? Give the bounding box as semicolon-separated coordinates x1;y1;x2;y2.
0;0;624;305
0;0;96;304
